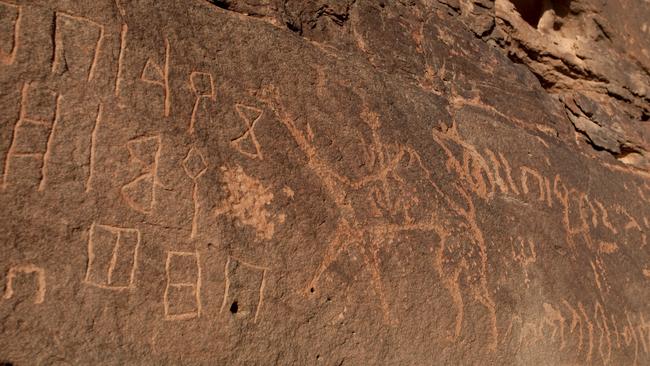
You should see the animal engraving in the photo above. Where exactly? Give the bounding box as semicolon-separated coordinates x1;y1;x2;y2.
214;165;284;240
182;146;208;239
0;1;21;65
231;104;264;160
188;71;215;134
140;37;170;116
2;264;46;304
2;82;61;191
84;223;141;290
121;135;163;214
51;12;105;81
164;251;202;320
219;256;268;323
259;86;498;347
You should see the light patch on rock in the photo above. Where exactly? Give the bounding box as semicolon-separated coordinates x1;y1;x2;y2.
283;186;295;199
598;241;619;254
215;165;282;240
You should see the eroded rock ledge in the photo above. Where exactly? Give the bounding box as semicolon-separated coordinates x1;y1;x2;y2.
208;0;650;170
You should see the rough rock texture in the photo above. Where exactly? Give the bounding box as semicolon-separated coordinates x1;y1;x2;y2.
0;0;649;365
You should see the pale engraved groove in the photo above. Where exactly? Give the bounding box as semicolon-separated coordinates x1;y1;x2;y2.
499;152;520;195
219;256;231;314
163;37;170;116
579;302;595;363
1;82;25;190
106;231;121;285
0;1;21;65
38;94;63;191
520;166;545;202
86;103;102;192
2;264;46;304
625;311;640;365
114;24;127;97
192;183;199;238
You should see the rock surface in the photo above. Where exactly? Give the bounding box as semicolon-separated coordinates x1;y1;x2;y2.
0;0;649;364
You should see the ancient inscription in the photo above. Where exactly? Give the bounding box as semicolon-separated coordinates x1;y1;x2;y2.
231;104;264;160
0;1;21;65
508;299;650;365
85;103;102;192
140;37;171;116
188;71;215;134
2;264;46;304
121;135;163;214
182;146;208;239
52;12;105;81
214;165;284;240
164;251;202;320
114;24;128;97
84;223;141;290
220;256;268;323
2;82;61;191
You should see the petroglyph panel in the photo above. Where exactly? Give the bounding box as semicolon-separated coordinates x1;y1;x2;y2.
0;1;649;365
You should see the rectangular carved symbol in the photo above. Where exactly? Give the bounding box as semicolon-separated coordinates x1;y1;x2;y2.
0;1;21;65
164;251;202;320
220;256;268;323
84;223;141;290
51;12;105;80
2;82;61;191
3;264;46;304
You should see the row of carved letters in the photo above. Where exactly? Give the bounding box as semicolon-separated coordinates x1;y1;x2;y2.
2;222;268;322
508;299;650;364
1;80;263;236
0;4;245;135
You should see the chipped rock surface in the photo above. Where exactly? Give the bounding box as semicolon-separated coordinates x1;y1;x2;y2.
0;0;649;364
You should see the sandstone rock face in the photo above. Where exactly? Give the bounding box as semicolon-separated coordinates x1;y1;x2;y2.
0;0;649;365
